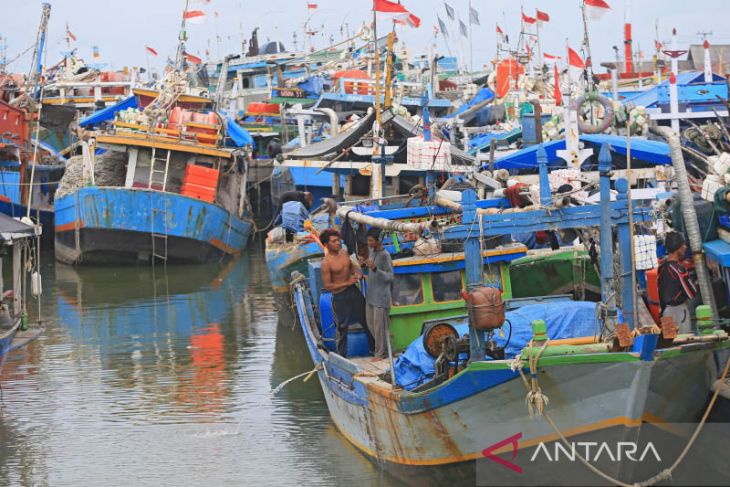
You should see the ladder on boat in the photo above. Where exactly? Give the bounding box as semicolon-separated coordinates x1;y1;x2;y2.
148;147;171;191
151;195;169;263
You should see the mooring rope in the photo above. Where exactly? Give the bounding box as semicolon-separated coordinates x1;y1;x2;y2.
270;364;323;396
513;342;730;487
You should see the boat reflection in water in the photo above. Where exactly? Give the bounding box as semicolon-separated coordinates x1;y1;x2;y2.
54;258;251;421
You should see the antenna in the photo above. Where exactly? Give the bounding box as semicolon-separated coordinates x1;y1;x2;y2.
696;31;713;41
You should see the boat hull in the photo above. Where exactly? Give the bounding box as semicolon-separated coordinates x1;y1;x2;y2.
54;187;253;265
292;282;724;484
265;239;323;291
0;169;55;238
0;320;21;372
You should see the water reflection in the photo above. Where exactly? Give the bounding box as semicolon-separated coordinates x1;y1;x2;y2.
0;248;400;486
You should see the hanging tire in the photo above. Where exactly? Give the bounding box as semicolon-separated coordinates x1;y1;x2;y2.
574;92;615;134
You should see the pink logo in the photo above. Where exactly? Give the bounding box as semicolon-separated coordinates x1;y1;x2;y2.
481;432;523;474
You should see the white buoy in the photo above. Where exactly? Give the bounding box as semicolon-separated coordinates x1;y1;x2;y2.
31;271;42;297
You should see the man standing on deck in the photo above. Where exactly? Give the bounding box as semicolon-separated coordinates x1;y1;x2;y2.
364;228;394;361
320;229;372;356
658;232;699;334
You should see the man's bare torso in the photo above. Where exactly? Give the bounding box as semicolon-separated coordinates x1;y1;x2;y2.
323;250;353;294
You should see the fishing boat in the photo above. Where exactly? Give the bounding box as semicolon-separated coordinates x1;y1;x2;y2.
290;144;730;483
0;4;67;233
0;213;41;371
53;81;255;265
51;2;256;265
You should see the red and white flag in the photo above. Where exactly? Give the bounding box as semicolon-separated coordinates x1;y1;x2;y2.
568;47;585;85
183;10;206;24
544;53;561;62
655;40;663;51
568;47;585;68
145;45;158;56
584;0;611;21
373;0;421;28
184;51;202;64
307;2;318;9
536;10;550;22
522;12;536;24
66;26;77;42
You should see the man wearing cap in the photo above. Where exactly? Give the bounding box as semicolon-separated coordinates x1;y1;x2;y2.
658;232;699;334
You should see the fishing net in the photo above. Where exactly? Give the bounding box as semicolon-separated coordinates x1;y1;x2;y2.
56;151;127;199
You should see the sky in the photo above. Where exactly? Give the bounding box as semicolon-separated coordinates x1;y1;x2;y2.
1;0;729;74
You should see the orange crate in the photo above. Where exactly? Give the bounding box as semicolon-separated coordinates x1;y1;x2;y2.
181;182;217;203
183;165;219;189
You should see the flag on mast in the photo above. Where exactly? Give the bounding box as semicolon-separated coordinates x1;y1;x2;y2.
469;6;480;25
522;12;537;25
544;53;561;62
66;24;77;41
183;10;206;24
438;16;449;37
373;0;421;28
536;10;550;22
307;2;318;9
444;2;455;20
184;51;202;64
459;19;468;38
145;46;158;56
568;47;585;68
568;47;585;84
496;24;504;36
584;0;611;21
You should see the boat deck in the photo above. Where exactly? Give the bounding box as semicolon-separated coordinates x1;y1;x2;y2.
350;356;392;376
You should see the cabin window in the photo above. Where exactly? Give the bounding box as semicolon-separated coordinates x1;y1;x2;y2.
392;274;423;306
350;174;371;197
399;175;421;195
431;270;463;302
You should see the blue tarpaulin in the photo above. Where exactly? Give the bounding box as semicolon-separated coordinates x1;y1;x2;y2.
392;301;600;390
491;135;671;170
468;127;522;152
225;117;256;148
288;166;343;187
79;95;137;127
298;76;325;97
445;87;495;119
581;134;671;165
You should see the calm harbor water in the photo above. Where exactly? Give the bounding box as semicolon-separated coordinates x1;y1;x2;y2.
0;244;401;486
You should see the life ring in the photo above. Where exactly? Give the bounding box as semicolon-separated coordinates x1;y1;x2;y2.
573;92;614;134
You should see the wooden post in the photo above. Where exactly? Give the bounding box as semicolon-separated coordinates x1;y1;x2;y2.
598;143;617;333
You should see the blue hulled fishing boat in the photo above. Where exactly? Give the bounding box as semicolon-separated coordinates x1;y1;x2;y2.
53;6;256;265
290;144;730;483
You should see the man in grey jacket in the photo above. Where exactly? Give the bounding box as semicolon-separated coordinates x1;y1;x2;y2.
364;228;394;360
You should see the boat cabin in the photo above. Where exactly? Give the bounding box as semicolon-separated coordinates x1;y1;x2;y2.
306;242;527;352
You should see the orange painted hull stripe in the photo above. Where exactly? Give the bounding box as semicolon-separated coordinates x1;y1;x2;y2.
56;220;83;232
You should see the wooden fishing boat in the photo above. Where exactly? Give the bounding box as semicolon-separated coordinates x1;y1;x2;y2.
290;144;730;483
54;78;255;265
0;213;40;372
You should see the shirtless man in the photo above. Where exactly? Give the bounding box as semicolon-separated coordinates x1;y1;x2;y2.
320;228;371;356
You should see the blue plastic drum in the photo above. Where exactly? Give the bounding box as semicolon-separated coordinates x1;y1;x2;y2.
319;290;369;357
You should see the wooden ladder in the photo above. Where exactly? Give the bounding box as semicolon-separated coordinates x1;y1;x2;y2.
148;147;171;191
151;197;169;263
